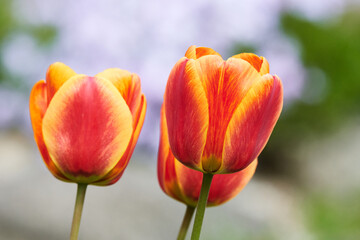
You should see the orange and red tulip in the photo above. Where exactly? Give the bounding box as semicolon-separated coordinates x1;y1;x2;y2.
29;63;146;185
158;106;257;207
164;46;283;174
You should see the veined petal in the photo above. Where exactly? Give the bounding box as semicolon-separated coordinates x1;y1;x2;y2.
95;69;141;118
196;56;262;172
157;106;185;201
29;80;69;181
222;75;283;173
46;62;78;104
172;152;257;207
157;105;169;193
207;159;257;206
94;94;146;186
173;158;202;206
164;58;209;170
232;53;269;75
158;104;257;207
42;75;133;183
185;45;221;59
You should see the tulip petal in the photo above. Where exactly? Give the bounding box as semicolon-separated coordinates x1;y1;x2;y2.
232;53;269;75
222;74;283;173
95;69;141;118
207;159;257;206
185;45;221;59
174;159;257;207
157;105;189;202
158;104;257;206
171;152;257;207
196;56;262;172
173;160;203;206
164;58;209;170
157;106;168;193
29;80;69;181
46;62;78;104
94;94;146;186
42;75;133;183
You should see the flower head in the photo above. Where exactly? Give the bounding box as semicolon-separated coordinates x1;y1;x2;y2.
164;46;283;174
29;63;146;185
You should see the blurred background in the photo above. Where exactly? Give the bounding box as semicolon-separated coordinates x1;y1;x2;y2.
0;0;359;239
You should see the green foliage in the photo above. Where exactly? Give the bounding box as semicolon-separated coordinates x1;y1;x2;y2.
259;9;360;176
229;43;257;56
26;24;57;48
280;11;360;134
0;0;57;86
0;0;15;84
304;192;360;240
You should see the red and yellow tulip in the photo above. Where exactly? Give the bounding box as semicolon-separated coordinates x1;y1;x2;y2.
29;62;146;185
158;106;257;207
164;46;283;174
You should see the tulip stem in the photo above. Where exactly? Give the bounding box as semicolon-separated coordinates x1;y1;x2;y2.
177;205;195;240
70;183;88;240
191;173;213;240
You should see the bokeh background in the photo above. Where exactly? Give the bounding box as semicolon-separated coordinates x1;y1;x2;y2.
0;0;359;239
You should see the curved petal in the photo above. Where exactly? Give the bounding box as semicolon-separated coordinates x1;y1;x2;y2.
222;75;283;173
164;57;209;170
185;45;221;59
157;105;185;201
164;147;257;207
174;159;203;206
174;159;257;207
95;69;141;118
232;53;269;75
158;104;257;207
42;75;133;183
207;159;257;206
45;62;78;104
29;80;69;181
94;94;146;186
196;56;261;172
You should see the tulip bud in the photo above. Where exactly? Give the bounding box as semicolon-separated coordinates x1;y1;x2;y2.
164;46;283;174
29;63;146;185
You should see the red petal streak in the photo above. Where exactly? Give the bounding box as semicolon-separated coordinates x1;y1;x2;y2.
164;58;209;170
42;76;133;183
222;75;283;173
29;80;69;181
196;56;261;172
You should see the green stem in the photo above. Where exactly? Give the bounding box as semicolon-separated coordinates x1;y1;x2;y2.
177;205;195;240
70;183;88;240
191;173;213;240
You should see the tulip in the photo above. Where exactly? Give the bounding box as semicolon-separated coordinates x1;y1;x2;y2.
165;45;282;174
158;105;257;239
30;62;146;185
158;105;257;207
29;62;146;239
163;46;283;239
